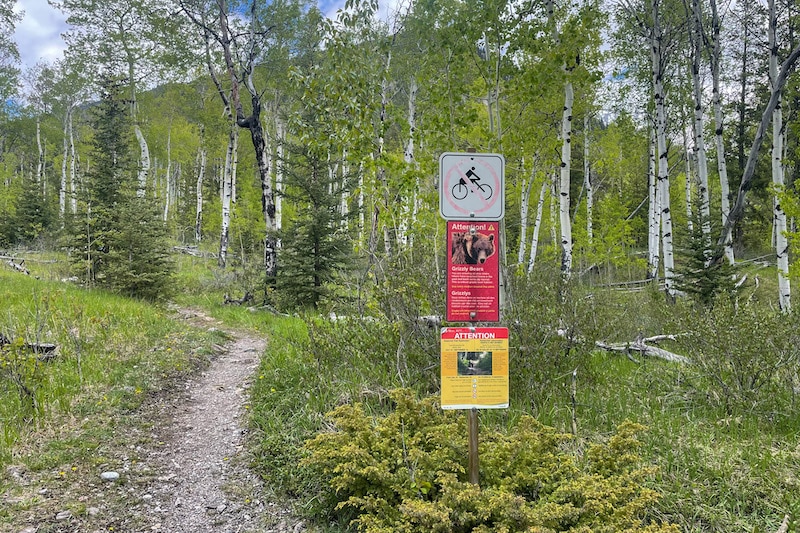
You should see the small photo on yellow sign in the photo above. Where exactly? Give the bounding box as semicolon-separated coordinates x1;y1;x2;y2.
441;327;508;410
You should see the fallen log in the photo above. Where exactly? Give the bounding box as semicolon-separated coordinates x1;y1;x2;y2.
0;333;58;361
223;291;254;306
595;334;690;364
5;259;29;275
172;246;217;258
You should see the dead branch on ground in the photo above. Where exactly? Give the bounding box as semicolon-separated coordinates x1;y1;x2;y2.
595;333;689;364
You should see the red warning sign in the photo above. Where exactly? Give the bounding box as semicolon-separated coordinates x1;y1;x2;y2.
446;221;500;322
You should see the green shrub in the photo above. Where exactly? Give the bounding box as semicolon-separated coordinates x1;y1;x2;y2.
674;298;800;415
302;389;678;533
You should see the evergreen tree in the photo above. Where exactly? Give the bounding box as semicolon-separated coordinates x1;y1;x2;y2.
13;169;54;245
67;74;173;299
277;140;354;310
105;195;174;300
675;207;737;307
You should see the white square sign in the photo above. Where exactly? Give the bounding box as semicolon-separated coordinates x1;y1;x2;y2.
439;152;505;221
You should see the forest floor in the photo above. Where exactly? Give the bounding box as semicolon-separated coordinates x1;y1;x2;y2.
4;307;307;533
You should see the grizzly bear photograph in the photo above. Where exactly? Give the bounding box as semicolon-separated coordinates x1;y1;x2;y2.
451;231;495;264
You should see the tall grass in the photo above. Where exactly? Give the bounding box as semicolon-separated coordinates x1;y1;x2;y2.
0;268;225;466
245;260;800;532
5;249;798;531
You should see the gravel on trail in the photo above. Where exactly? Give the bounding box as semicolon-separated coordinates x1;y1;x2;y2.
136;308;304;533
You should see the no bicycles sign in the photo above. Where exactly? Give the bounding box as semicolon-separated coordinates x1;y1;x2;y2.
439;152;505;221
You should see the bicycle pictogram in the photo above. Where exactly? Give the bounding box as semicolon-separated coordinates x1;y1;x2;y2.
439;152;504;221
451;167;493;201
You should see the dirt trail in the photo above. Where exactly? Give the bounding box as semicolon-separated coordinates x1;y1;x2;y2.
4;307;306;533
136;308;301;533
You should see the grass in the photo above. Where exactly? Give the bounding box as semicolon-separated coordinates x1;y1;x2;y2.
3;251;800;532
0;265;227;530
243;269;800;532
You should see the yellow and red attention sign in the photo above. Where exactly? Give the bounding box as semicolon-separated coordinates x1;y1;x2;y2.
441;327;509;410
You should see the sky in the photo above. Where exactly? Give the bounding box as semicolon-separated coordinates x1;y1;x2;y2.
13;0;69;70
11;0;401;73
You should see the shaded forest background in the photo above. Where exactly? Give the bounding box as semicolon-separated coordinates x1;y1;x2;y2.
1;0;799;311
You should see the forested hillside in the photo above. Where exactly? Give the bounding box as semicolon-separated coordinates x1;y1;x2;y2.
0;0;798;308
2;0;800;531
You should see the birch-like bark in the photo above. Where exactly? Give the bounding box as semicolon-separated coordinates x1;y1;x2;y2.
134;125;150;196
716;44;800;259
690;0;711;241
219;124;239;268
651;0;675;298
375;46;394;258
769;0;791;311
195;147;206;243
163;127;172;221
648;126;659;278
188;0;276;275
340;149;349;226
550;176;558;248
518;162;535;265
36;117;44;193
559;80;574;276
401;78;418;247
682;120;693;233
547;0;573;276
527;176;549;274
358;162;365;242
69;110;77;215
275;118;285;233
584;116;593;244
60;108;70;221
709;0;734;264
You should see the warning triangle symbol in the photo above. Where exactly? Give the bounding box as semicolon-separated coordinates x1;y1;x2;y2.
489;224;495;231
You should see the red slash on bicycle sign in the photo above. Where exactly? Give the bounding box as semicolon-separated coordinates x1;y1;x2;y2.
439;152;505;221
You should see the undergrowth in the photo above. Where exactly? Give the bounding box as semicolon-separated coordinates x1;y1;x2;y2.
247;260;800;532
4;250;800;532
0;269;225;467
302;389;679;533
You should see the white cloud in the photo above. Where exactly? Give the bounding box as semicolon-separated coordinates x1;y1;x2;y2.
14;0;69;70
10;0;404;72
319;0;406;28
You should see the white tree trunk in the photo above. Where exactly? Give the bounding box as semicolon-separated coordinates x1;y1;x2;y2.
710;0;734;264
163;128;172;221
275;118;285;233
559;80;574;276
195;147;205;243
69;110;77;215
584;116;593;244
36;118;44;192
648;126;660;278
401;78;418;248
651;0;675;298
528;176;549;274
60;109;69;222
770;0;791;311
691;0;711;241
219;125;239;268
358;162;365;242
373;46;393;258
134;125;150;197
518;161;535;265
546;0;573;276
550;175;558;248
683;124;693;233
340;149;349;226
